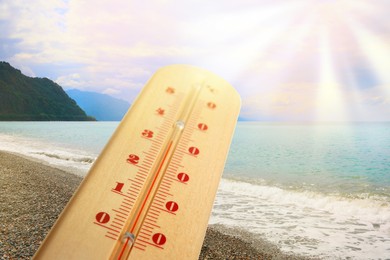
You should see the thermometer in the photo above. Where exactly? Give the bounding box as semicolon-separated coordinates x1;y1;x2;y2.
33;64;241;259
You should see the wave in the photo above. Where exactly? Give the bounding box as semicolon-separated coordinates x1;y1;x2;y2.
218;178;390;221
34;152;95;164
0;133;96;176
212;178;390;259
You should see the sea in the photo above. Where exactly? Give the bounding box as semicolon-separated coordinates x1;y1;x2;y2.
0;121;389;259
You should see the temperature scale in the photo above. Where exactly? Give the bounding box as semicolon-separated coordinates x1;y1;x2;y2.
33;65;241;259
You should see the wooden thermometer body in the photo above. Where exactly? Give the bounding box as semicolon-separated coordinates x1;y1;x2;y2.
33;65;241;259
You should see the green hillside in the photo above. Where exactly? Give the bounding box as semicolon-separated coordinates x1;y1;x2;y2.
0;62;95;121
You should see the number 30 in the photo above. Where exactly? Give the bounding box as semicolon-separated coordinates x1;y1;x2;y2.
141;129;153;138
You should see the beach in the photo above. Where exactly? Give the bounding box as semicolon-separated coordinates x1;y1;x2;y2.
0;151;308;259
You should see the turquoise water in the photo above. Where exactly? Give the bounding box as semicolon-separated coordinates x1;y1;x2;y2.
0;121;389;259
226;122;390;199
0;121;116;153
0;122;118;173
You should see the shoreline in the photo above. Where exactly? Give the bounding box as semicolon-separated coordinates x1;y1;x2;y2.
0;151;311;259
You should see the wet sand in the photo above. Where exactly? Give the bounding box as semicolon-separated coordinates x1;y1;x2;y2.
0;151;311;259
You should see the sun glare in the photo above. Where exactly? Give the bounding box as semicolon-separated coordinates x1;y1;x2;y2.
226;0;390;121
301;0;388;122
316;28;348;122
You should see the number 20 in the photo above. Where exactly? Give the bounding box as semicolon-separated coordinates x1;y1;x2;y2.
127;154;139;164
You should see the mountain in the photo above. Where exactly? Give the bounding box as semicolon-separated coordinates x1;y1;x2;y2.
0;62;95;121
66;89;130;121
238;116;251;121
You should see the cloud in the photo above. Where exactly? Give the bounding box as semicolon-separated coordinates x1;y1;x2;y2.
56;73;84;88
1;0;203;98
18;65;36;77
240;82;317;121
359;85;390;106
241;81;390;122
1;0;390;121
345;85;390;121
102;88;121;96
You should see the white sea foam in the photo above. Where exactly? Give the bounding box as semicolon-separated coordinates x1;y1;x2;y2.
0;133;94;176
211;178;390;259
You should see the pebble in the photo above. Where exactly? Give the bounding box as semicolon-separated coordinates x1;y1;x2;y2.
0;151;313;259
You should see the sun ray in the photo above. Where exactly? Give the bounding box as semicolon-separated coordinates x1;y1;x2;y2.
316;27;348;122
337;50;373;121
344;10;390;98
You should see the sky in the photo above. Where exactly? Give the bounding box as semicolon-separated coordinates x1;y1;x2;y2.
1;0;390;122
